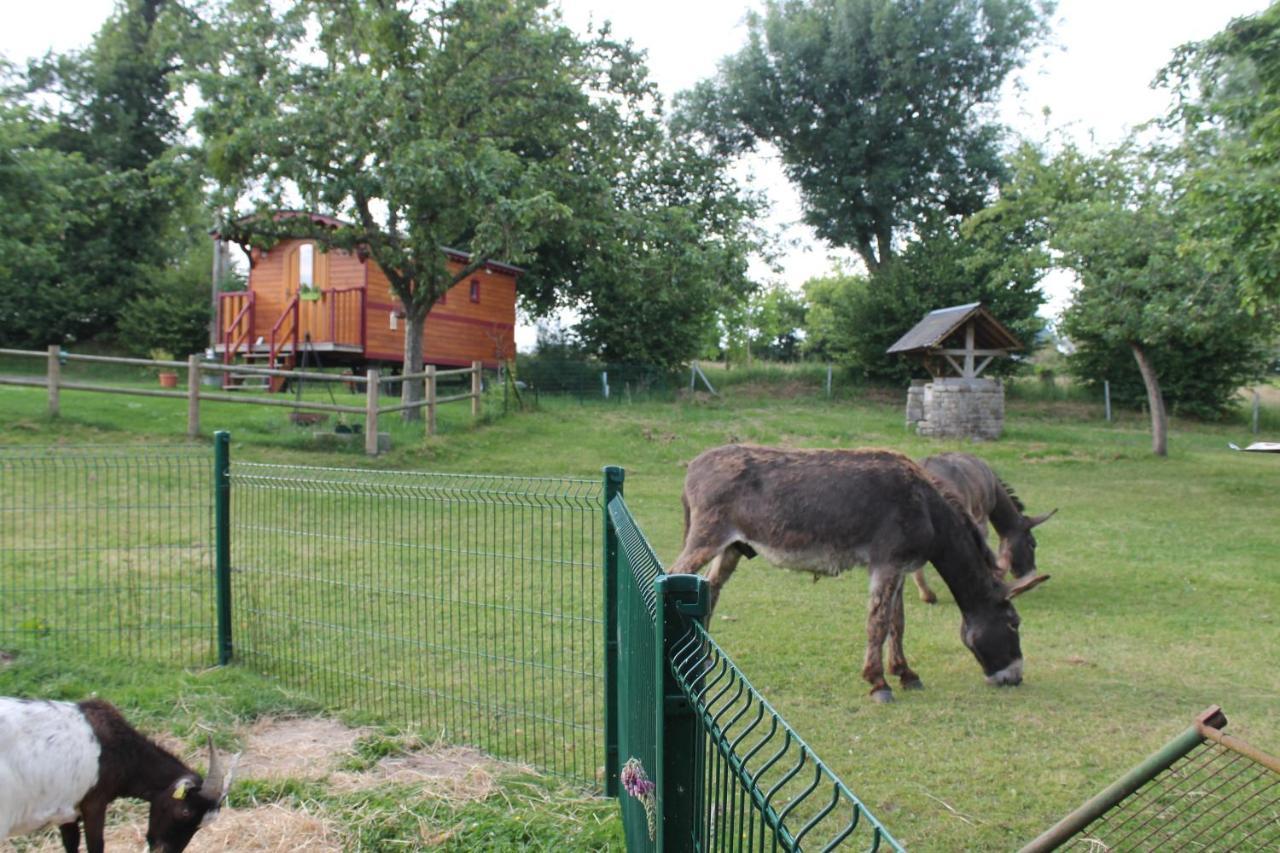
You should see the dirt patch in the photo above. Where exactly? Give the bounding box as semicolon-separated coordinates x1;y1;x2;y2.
0;649;14;669
331;744;501;802
237;717;369;781
2;804;344;853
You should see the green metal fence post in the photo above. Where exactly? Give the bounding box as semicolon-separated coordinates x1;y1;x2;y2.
603;465;624;797
214;431;233;665
654;572;709;851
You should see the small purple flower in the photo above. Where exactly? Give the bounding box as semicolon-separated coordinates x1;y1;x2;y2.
622;757;658;840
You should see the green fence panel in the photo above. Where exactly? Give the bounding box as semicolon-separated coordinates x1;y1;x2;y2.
1021;706;1279;852
228;461;605;783
609;490;665;849
0;445;216;667
607;490;902;852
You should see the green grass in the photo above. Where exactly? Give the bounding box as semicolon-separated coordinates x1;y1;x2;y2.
1;377;1278;850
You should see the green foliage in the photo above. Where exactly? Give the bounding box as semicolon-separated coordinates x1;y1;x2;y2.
678;0;1054;271
799;224;1045;382
1161;3;1280;310
0;1;207;348
975;140;1275;426
117;241;215;357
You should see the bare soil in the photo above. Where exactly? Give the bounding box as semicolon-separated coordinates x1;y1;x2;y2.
1;717;507;852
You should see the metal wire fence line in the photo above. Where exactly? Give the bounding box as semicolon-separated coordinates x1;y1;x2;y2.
606;485;902;851
670;623;902;852
228;457;606;782
0;446;215;667
1021;706;1279;852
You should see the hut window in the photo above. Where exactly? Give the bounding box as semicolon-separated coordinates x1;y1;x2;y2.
298;244;315;289
470;279;481;303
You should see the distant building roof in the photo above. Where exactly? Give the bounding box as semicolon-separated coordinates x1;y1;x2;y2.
886;302;1022;355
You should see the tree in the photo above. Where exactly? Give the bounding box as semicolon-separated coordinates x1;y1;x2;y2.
197;0;659;415
677;0;1054;273
1161;3;1280;310
19;0;202;344
525;129;762;369
982;142;1274;455
797;221;1045;382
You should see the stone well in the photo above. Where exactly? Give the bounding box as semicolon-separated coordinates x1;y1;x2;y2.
907;377;1005;440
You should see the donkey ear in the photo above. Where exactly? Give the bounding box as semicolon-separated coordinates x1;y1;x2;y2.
1005;573;1050;600
1028;508;1058;528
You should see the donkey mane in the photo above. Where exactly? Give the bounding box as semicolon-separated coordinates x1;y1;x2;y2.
1000;479;1026;513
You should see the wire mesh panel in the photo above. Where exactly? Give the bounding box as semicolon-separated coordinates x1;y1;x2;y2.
608;493;664;849
0;446;215;666
670;623;902;852
229;463;603;782
1025;707;1280;852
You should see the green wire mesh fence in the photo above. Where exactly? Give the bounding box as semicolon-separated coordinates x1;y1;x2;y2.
1022;706;1280;852
228;459;605;782
0;446;215;667
607;485;902;852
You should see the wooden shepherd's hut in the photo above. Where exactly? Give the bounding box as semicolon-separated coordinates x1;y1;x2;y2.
212;211;521;380
887;302;1023;440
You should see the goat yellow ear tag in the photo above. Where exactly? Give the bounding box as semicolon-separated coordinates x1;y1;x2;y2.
172;780;189;800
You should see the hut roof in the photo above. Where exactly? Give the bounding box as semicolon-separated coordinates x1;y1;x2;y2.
212;210;526;277
886;302;1023;355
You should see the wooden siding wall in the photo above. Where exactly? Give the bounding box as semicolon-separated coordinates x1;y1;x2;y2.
364;261;516;368
247;238;516;368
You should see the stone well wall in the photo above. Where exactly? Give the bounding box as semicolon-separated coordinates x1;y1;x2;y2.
905;377;1005;440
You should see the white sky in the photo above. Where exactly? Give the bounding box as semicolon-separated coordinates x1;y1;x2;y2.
2;0;1272;337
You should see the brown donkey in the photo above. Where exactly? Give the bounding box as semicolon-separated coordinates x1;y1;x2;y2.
669;445;1049;703
912;452;1057;604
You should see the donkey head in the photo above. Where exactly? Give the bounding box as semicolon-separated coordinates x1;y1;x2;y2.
960;574;1051;686
997;508;1058;579
147;740;236;853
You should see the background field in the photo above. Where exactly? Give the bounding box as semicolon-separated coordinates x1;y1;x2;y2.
0;370;1276;851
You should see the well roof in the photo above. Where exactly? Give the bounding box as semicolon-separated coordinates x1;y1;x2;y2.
886;302;1023;355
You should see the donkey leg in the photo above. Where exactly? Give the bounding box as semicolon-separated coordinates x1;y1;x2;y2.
887;575;923;690
703;549;742;615
862;568;897;703
911;568;937;604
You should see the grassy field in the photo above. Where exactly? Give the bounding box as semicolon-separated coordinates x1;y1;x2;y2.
0;369;1277;850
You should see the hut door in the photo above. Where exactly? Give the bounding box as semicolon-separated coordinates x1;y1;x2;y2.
288;242;329;342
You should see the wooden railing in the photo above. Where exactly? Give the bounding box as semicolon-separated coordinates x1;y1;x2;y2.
218;291;255;365
0;346;486;457
268;294;300;370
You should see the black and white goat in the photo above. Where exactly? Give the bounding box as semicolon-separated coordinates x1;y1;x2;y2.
0;697;234;852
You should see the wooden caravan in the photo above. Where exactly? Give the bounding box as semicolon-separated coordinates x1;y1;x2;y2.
214;213;520;378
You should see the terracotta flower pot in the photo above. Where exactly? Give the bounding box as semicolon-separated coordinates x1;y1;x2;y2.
158;371;179;388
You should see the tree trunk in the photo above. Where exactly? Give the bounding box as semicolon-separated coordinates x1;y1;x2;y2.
401;310;427;422
1130;341;1167;457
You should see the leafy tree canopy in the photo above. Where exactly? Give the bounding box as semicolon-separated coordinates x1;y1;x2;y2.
1161;2;1280;310
676;0;1054;273
800;218;1045;382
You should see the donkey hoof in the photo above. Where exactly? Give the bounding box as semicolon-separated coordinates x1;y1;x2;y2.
901;677;925;691
920;592;937;605
870;688;895;704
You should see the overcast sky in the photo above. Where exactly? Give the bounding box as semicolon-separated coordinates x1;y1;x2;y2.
2;0;1272;330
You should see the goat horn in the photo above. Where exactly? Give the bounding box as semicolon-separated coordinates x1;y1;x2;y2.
1028;508;1058;528
1005;573;1051;600
201;736;225;800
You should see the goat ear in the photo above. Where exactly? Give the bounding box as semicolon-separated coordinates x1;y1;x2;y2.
1028;508;1058;528
172;778;191;800
1005;573;1050;600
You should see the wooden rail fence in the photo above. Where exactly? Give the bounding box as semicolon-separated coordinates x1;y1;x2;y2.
0;346;483;456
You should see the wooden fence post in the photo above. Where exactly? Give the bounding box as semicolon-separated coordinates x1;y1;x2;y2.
425;364;437;437
47;345;60;417
471;361;482;418
187;355;201;438
365;368;380;456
